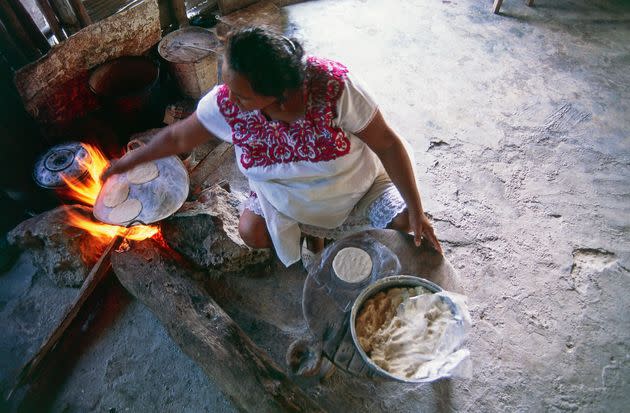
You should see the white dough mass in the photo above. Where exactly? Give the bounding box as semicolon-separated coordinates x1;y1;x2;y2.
332;247;373;283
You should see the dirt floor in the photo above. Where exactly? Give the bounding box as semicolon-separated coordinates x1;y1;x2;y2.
1;0;629;412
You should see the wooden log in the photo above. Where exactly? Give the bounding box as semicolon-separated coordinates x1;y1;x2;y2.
111;238;324;413
49;0;80;35
0;1;42;60
170;0;189;27
36;0;66;41
68;0;92;27
7;0;51;52
8;234;124;397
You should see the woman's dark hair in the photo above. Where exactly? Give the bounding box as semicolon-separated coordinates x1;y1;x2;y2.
226;27;305;101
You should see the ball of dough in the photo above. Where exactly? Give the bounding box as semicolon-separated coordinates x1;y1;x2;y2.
102;180;130;207
127;161;159;184
108;198;142;224
332;247;372;283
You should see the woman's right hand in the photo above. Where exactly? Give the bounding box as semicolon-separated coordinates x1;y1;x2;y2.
101;157;128;182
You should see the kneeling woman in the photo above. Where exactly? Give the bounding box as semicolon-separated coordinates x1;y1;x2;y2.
103;27;442;266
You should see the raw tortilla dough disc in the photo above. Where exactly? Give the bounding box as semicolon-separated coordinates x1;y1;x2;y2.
102;180;130;208
127;161;159;184
332;247;373;283
108;198;142;224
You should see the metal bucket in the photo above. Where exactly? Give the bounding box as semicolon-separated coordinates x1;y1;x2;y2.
158;27;221;99
349;275;445;383
88;56;160;118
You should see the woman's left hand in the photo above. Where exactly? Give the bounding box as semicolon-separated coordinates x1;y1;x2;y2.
409;211;443;254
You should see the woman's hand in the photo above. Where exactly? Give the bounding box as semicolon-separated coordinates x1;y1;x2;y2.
100;158;127;182
409;209;443;254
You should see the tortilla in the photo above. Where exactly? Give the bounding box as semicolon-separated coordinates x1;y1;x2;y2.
332;247;372;283
108;198;142;223
102;180;130;208
127;161;159;184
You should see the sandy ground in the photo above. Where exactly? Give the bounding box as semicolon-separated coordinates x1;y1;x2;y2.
1;0;629;411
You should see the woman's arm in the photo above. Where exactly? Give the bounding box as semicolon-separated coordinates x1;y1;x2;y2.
356;110;442;253
101;112;218;181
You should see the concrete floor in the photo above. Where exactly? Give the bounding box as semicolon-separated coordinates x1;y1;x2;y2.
1;0;629;411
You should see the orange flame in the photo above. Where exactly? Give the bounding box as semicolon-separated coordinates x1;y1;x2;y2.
60;143;160;243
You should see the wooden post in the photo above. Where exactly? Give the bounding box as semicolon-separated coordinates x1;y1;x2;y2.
492;0;503;14
49;0;80;35
68;0;91;27
7;0;51;52
0;1;43;60
0;19;28;68
526;0;535;6
171;0;189;27
36;0;66;41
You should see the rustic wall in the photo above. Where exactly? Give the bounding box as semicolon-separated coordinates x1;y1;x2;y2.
13;0;161;129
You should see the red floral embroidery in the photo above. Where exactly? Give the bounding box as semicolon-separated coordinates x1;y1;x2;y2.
217;57;351;169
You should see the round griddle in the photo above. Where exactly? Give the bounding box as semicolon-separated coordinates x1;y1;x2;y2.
93;151;189;226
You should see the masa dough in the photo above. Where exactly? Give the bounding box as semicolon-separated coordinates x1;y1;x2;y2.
108;198;142;223
102;180;130;207
332;247;372;283
356;286;455;380
127;161;159;184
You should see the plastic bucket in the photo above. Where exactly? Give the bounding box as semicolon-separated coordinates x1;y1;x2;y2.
158;27;221;99
88;56;160;118
349;275;444;383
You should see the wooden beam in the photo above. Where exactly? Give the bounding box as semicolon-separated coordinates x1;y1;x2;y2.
68;0;91;27
111;239;324;412
36;0;66;41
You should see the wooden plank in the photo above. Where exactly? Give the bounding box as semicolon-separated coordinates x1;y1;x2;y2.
189;141;233;189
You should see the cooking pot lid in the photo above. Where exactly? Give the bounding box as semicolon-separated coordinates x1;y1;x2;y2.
33;142;90;188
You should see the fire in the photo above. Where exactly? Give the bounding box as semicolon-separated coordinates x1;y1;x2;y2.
60;143;159;243
61;143;110;205
65;208;159;242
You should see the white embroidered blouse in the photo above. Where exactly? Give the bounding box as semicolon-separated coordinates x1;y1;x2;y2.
196;56;383;265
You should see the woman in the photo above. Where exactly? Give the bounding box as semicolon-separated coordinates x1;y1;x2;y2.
102;27;442;266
